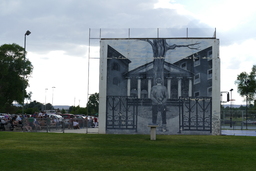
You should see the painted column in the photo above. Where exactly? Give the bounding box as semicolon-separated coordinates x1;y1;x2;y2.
147;77;152;98
211;39;221;135
127;78;131;96
188;77;192;97
137;77;141;99
177;77;182;98
167;77;172;99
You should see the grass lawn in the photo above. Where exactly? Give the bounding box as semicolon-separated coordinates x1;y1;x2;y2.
0;132;255;171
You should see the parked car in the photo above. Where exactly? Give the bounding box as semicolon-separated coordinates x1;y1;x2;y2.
60;114;75;119
47;114;63;122
60;114;75;126
243;120;256;124
75;115;86;119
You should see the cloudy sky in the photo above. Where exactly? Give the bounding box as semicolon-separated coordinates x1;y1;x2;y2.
1;0;256;107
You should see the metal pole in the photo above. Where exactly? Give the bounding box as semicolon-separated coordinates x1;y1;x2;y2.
230;89;233;128
241;110;244;130
245;79;250;130
86;28;91;134
22;35;26;115
52;86;55;108
45;88;48;111
22;30;31;115
246;95;248;129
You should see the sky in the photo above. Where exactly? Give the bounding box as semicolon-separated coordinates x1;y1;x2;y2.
1;0;256;107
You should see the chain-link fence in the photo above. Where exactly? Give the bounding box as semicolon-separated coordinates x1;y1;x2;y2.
221;110;256;130
1;117;98;133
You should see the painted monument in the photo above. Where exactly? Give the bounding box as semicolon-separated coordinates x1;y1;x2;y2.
99;38;220;135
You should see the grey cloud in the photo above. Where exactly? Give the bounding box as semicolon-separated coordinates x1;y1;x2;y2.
0;0;216;58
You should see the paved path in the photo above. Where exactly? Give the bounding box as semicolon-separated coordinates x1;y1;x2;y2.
62;127;99;134
49;128;256;136
40;127;99;134
221;130;256;136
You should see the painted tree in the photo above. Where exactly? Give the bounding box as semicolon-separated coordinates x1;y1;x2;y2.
144;39;200;83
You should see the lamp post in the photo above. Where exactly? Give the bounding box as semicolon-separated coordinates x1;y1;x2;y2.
45;88;48;111
52;87;56;109
22;30;31;115
245;80;250;129
229;89;233;128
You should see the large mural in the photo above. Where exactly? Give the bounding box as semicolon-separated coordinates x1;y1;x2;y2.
99;38;220;135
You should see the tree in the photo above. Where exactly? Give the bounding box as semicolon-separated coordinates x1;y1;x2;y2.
61;109;66;114
69;105;87;115
45;103;54;110
143;39;200;82
87;93;99;115
0;43;33;112
235;65;256;104
25;100;43;111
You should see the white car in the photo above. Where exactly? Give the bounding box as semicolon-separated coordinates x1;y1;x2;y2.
47;113;63;122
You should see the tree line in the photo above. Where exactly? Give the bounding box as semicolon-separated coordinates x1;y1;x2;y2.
3;93;99;116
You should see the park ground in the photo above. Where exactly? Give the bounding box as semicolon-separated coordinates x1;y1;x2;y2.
0;131;256;171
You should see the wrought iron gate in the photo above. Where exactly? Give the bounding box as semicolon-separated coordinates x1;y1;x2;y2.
179;97;212;132
106;96;138;130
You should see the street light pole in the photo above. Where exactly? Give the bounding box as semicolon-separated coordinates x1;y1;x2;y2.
246;95;248;129
22;30;31;115
245;79;250;130
45;88;48;111
230;89;233;128
52;86;56;109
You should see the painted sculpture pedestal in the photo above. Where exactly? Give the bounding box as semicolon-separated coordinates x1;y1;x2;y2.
148;124;158;140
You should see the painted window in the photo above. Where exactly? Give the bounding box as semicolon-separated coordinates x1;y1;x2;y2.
112;62;120;71
193;54;200;67
141;89;148;99
207;50;212;61
207;87;212;97
113;77;120;86
130;89;137;96
194;91;200;97
207;69;212;79
194;73;200;84
180;62;187;70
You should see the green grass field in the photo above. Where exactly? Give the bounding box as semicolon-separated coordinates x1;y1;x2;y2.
0;132;255;171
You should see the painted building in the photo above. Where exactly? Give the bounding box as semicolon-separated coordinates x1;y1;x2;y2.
99;38;220;135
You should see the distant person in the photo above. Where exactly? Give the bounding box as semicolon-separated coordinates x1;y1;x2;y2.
73;120;80;129
38;111;43;117
33;117;41;130
28;115;35;128
89;117;93;128
93;117;98;127
23;119;32;132
150;78;168;132
16;115;22;124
